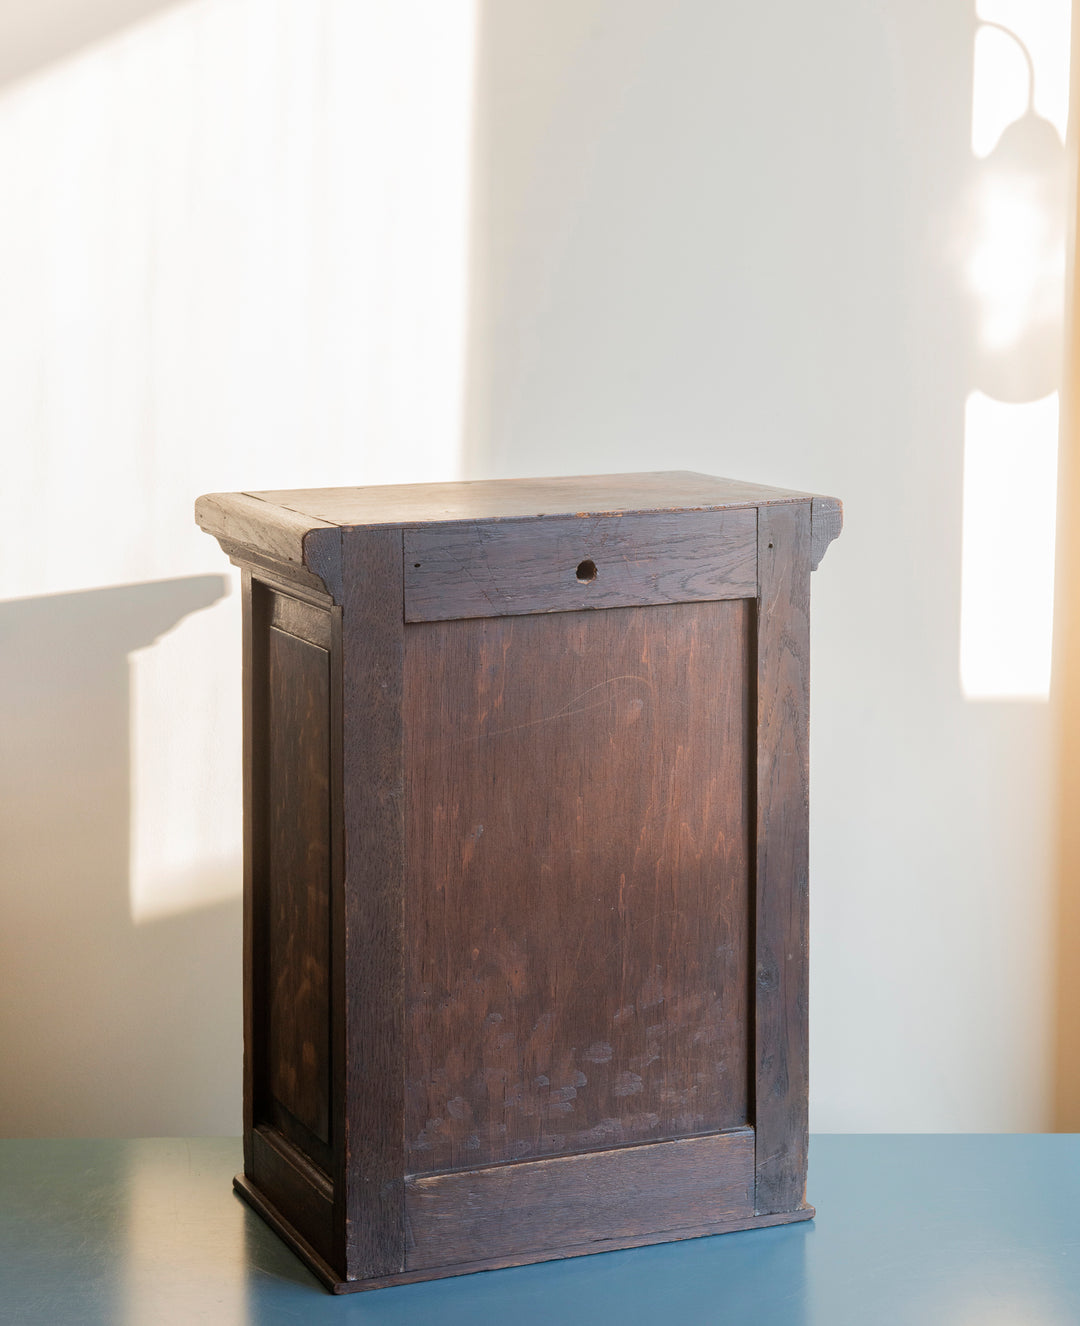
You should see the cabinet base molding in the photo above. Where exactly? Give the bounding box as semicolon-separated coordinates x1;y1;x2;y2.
234;1171;815;1294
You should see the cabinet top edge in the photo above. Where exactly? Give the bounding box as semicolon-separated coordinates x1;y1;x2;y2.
196;471;842;535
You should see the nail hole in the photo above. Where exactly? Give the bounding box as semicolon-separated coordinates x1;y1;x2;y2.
576;559;598;583
767;543;773;550
414;562;421;568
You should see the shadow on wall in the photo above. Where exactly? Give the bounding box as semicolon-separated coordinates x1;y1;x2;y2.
0;576;241;1137
0;0;194;92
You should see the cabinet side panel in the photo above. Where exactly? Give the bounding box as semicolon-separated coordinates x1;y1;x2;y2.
245;578;336;1177
754;502;812;1215
264;625;332;1149
340;528;406;1280
403;599;753;1174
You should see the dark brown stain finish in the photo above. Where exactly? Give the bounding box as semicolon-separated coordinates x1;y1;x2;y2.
339;527;407;1280
404;510;757;622
264;624;332;1149
198;474;838;1292
404;1128;755;1270
402;600;753;1174
753;502;812;1216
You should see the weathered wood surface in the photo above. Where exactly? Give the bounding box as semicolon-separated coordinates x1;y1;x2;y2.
265;624;332;1149
200;471;840;536
810;495;843;571
194;491;336;573
402;600;752;1174
200;473;836;1292
338;528;406;1281
404;510;757;622
404;1129;755;1270
754;502;812;1215
244;582;336;1175
268;591;332;649
233;1160;812;1294
249;1125;334;1263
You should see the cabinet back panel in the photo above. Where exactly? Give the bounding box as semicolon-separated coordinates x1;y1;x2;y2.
402;599;753;1174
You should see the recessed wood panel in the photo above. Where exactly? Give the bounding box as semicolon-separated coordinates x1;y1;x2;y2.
402;599;753;1174
264;622;332;1152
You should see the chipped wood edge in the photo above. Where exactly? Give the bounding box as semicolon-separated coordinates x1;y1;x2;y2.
195;492;344;601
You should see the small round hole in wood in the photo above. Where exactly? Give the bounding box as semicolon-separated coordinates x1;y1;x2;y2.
576;558;598;583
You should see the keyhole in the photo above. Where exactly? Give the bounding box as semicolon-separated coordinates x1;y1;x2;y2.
576;559;598;583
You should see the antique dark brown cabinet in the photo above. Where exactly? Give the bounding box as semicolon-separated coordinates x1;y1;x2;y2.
195;471;841;1293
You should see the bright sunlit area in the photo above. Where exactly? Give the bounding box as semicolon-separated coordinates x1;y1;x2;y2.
960;0;1070;700
0;0;477;1133
0;0;477;924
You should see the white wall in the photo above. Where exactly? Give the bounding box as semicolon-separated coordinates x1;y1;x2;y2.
458;0;1070;1131
0;0;1069;1135
0;0;478;1136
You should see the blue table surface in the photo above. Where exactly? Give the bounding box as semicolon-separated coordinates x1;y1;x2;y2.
2;1134;1078;1325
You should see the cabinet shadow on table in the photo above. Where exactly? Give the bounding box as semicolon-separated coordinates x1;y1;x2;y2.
0;575;241;1138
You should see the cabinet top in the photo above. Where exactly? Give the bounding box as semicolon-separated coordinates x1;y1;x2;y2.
197;469;837;526
195;471;842;592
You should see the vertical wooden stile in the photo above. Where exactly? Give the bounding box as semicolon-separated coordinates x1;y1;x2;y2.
339;528;407;1280
240;569;258;1178
753;501;812;1215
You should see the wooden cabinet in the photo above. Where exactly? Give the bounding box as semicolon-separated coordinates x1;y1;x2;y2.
195;471;841;1292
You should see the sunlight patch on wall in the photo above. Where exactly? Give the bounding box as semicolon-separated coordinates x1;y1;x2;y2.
967;170;1066;360
0;0;479;923
961;390;1059;700
0;0;479;605
960;0;1069;701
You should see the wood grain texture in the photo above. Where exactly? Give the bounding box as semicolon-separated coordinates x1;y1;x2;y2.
810;496;843;571
233;1160;812;1294
265;625;332;1149
754;502;812;1216
198;477;839;600
195;492;337;571
339;528;406;1281
404;510;756;622
302;526;344;604
270;590;332;649
243;471;832;530
402;600;753;1174
202;473;838;1292
216;538;336;600
249;1126;334;1263
404;1128;755;1271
